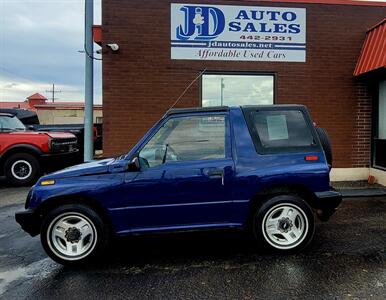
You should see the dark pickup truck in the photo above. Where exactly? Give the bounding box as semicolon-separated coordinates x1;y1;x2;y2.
29;124;102;156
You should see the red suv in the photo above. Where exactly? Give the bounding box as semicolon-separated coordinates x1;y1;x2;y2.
0;112;78;186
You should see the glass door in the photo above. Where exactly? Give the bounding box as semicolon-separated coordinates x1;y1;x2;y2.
373;80;386;169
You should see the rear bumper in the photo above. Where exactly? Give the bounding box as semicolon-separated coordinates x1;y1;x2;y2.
15;209;41;236
314;189;342;221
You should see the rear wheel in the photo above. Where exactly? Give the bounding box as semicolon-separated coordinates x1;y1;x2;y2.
253;195;315;253
4;153;41;186
41;204;109;265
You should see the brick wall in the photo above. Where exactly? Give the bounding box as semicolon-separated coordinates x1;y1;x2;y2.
102;0;386;167
352;81;373;168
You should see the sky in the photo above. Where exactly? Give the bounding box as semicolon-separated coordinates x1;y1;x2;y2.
0;0;102;103
0;0;384;104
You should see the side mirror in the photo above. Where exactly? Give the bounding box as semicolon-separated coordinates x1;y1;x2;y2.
27;125;34;130
127;156;140;171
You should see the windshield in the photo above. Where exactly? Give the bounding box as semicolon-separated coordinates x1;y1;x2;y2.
0;115;26;131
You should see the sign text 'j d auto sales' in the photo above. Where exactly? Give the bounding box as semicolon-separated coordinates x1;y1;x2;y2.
171;3;306;62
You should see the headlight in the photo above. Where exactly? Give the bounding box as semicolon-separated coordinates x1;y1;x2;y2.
50;138;78;153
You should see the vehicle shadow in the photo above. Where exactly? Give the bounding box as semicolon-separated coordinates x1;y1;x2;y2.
0;176;11;188
66;230;278;271
113;231;260;258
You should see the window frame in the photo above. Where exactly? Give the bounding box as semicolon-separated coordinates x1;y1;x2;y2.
199;71;277;107
136;112;232;168
242;106;321;155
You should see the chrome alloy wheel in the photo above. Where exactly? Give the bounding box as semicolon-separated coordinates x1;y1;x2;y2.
262;203;309;250
47;213;97;261
11;160;32;180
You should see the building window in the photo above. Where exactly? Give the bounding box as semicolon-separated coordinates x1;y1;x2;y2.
201;74;274;107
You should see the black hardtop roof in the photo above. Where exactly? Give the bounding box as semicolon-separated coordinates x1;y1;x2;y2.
242;104;308;110
166;104;307;116
166;106;228;116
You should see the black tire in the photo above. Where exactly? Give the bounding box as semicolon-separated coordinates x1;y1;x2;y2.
253;195;315;253
4;153;41;186
40;204;109;266
315;127;333;165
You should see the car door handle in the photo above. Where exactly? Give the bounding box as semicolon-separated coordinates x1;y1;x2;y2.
206;169;223;177
204;168;224;185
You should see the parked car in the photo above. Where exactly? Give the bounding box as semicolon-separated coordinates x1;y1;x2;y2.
0;112;79;186
0;109;103;158
16;105;342;265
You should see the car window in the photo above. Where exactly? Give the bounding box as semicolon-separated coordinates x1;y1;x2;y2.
139;115;226;168
0;115;26;130
246;109;316;153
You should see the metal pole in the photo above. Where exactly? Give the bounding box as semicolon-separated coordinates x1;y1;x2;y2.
84;0;94;161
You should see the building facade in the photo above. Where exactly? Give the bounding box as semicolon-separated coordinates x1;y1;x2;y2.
35;102;103;125
0;93;103;125
101;0;386;183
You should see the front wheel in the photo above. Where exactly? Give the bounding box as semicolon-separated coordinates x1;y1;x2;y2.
41;204;109;265
253;195;315;253
4;153;41;186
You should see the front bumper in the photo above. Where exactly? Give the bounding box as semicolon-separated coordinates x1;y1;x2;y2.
15;209;41;236
40;150;82;171
314;189;342;221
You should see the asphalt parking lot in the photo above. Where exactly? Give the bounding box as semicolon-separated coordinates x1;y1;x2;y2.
0;185;385;299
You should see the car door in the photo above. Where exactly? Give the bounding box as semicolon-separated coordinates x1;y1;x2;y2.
117;112;235;233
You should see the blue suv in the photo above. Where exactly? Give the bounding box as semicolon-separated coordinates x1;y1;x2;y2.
16;105;341;265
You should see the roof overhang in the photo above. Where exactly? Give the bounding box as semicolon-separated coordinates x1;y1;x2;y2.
92;25;102;46
354;18;386;77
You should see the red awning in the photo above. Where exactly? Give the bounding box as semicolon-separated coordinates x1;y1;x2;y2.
354;18;386;76
92;25;102;46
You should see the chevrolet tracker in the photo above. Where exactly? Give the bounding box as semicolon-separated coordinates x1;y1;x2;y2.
15;105;342;265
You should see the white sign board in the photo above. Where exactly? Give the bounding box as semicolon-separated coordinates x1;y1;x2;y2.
171;3;306;62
